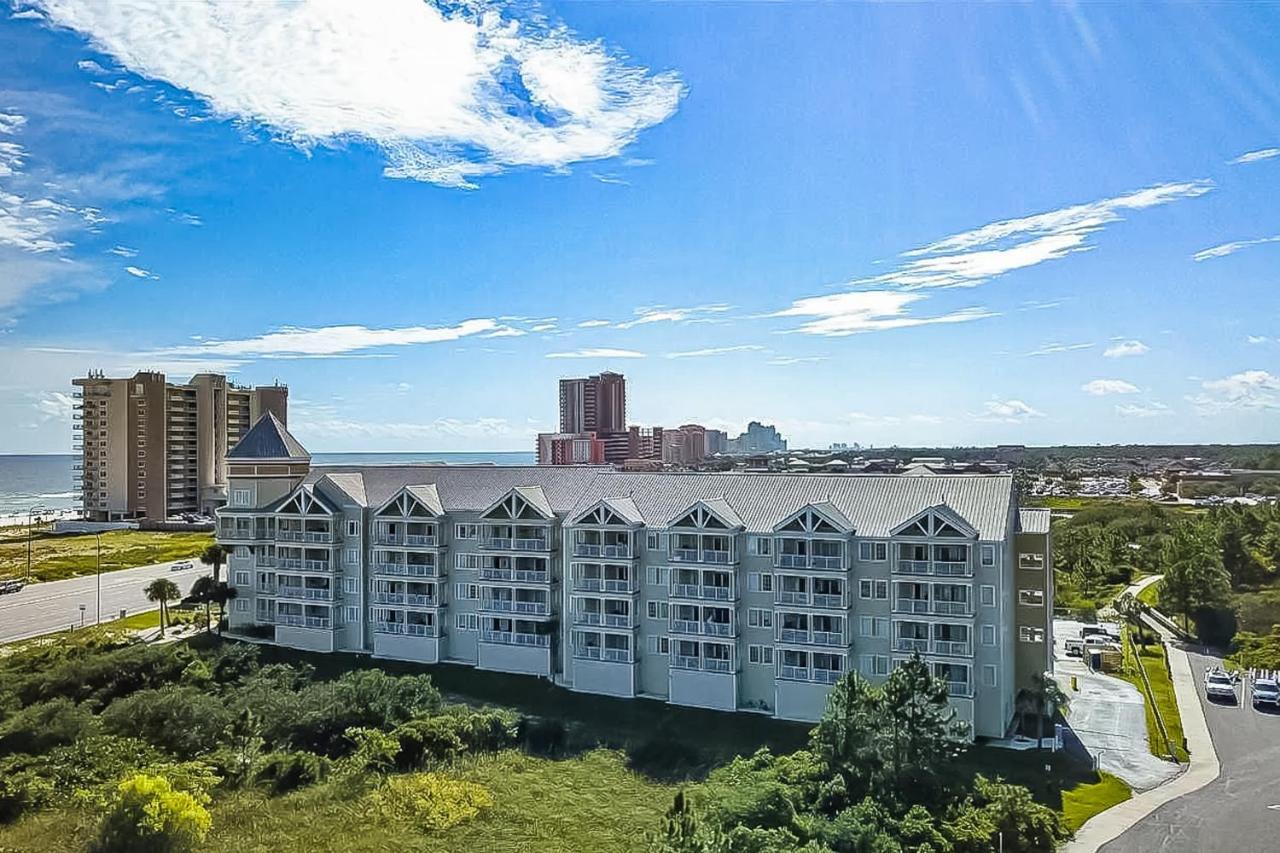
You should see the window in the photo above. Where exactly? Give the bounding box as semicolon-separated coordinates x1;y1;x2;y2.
859;616;888;638
980;544;996;567
647;635;669;655
861;655;889;676
1018;589;1045;607
748;645;774;665
647;532;660;550
859;579;889;600
647;601;669;620
344;577;359;594
455;613;479;631
748;572;774;593
1019;626;1045;643
234;571;250;586
234;599;249;612
346;606;359;622
347;520;360;537
231;489;251;507
983;665;998;687
454;524;478;539
858;541;887;562
981;624;997;646
980;585;996;607
455;553;484;570
747;608;773;629
454;583;479;600
749;535;772;556
646;566;669;586
346;548;359;564
234;545;249;558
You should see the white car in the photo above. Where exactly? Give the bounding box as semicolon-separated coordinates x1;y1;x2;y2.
1253;678;1280;709
1204;670;1236;702
170;560;195;572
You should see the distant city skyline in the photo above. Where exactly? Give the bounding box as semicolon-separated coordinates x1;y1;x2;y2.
2;2;1279;453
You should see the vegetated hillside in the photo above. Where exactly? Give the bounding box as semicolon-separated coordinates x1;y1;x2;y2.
0;529;213;582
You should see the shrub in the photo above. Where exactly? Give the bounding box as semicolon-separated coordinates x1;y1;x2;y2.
943;775;1064;853
369;773;493;831
0;697;97;757
254;750;330;795
11;641;195;710
88;773;211;853
518;715;567;756
392;708;519;769
100;686;234;759
207;642;261;684
0;769;54;824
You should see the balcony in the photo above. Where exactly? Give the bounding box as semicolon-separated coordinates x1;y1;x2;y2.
478;566;550;584
372;562;440;578
574;611;632;628
480;631;549;648
573;543;631;559
812;630;844;646
374;622;434;636
571;576;637;594
812;593;845;609
894;638;929;653
946;680;972;698
303;531;337;544
482;536;550;552
932;600;971;616
893;598;931;615
933;561;970;577
303;560;333;572
778;628;809;644
574;645;632;663
896;560;931;576
276;587;333;601
276;615;331;629
813;668;842;684
480;598;550;616
932;640;972;656
775;590;809;606
276;531;305;542
375;533;438;547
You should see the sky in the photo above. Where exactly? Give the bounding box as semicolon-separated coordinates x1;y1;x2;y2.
0;1;1278;454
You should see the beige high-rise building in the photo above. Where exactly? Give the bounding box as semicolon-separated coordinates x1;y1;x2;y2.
72;370;288;521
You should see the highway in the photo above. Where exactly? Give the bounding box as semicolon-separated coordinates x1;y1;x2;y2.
0;560;211;644
1100;647;1280;852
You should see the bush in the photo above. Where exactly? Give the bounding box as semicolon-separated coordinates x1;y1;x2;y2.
208;642;261;684
101;686;234;759
943;775;1064;853
0;698;97;757
11;641;195;710
369;773;493;831
518;715;567;756
89;773;211;853
393;708;519;769
0;770;54;825
254;750;330;795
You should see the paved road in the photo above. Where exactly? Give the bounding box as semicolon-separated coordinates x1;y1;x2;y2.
0;560;210;643
1100;646;1280;852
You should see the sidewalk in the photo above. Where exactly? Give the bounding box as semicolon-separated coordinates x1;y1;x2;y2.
1062;587;1220;852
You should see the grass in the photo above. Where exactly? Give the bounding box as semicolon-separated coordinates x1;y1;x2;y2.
1117;630;1189;764
1060;771;1132;833
1136;579;1161;608
0;528;212;583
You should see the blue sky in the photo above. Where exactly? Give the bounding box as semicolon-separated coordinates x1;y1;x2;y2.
1;1;1278;453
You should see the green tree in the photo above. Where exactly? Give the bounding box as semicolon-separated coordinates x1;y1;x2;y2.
1158;525;1231;631
648;790;728;853
198;544;227;585
143;578;181;637
211;582;236;635
809;673;883;799
88;773;211;853
1014;673;1069;748
187;576;216;633
1128;472;1142;496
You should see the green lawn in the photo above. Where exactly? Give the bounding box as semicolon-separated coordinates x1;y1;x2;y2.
0;529;213;582
1136;579;1161;607
1060;771;1131;833
1117;631;1189;764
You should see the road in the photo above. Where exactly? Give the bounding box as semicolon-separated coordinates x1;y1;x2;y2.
1100;646;1280;852
0;560;210;644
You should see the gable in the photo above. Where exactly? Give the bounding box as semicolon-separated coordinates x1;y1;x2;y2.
773;503;854;535
666;499;744;531
481;486;555;521
374;485;443;519
889;504;977;539
276;486;335;516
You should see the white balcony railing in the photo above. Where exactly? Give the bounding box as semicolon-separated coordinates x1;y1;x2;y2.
672;655;700;670
813;668;842;684
934;562;970;577
276;587;332;601
276;615;331;629
812;593;844;609
896;559;931;575
303;560;332;572
894;638;929;653
406;534;437;547
933;640;972;656
303;531;336;543
481;598;550;616
932;601;971;616
702;657;732;673
779;628;809;644
812;630;844;646
478;566;550;584
777;554;809;568
276;531;304;542
894;598;931;614
372;562;439;578
480;631;549;648
670;619;700;634
947;680;972;698
514;538;549;551
776;590;809;606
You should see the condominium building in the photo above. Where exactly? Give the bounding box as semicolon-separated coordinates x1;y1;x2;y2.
218;414;1052;736
558;371;626;434
72;371;287;520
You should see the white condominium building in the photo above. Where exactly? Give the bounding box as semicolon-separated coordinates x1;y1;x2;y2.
217;415;1052;738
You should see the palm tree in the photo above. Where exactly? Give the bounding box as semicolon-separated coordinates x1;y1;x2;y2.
199;544;228;584
212;582;237;635
144;577;181;636
188;575;217;632
1027;672;1071;748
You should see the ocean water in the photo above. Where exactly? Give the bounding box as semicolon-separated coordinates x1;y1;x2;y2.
0;451;536;518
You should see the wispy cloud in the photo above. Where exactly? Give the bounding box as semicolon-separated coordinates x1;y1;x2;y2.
39;0;684;189
615;304;732;329
1103;340;1148;358
1082;378;1139;396
1188;369;1280;414
590;173;629;187
577;319;611;328
151;318;500;358
1230;148;1280;165
1025;341;1093;357
34;390;75;420
106;244;137;257
1192;234;1280;262
665;345;764;359
1246;335;1272;345
124;265;158;280
847;411;943;426
767;356;828;366
973;398;1044;423
774;291;996;337
546;347;645;359
1115;401;1170;418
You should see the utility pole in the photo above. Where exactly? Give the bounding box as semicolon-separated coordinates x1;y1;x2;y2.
95;532;102;625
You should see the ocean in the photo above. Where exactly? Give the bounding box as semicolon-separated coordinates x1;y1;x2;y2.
0;451;536;519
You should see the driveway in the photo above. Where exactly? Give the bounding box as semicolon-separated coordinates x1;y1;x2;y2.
0;560;210;644
1053;618;1183;792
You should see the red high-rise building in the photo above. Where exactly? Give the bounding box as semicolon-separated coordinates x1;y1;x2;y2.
558;371;626;434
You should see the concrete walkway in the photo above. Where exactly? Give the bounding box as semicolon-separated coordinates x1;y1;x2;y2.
1063;578;1221;852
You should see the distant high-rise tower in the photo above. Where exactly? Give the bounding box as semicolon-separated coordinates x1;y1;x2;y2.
558;371;626;434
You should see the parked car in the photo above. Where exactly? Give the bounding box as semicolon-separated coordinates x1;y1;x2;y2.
1064;638;1085;657
170;560;194;571
0;578;25;595
1204;669;1237;702
1253;678;1280;709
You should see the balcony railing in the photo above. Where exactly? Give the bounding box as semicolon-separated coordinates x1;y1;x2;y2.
514;537;549;551
671;583;733;601
276;531;304;542
670;619;700;634
374;622;435;636
373;593;405;605
933;561;970;577
894;638;929;653
946;680;972;698
478;566;550;584
480;630;549;647
372;562;439;578
406;534;437;547
672;655;700;671
278;559;303;569
813;668;842;684
894;598;931;614
482;537;512;550
574;645;633;663
480;598;550;616
573;543;631;558
776;590;809;606
896;560;931;575
812;630;844;646
276;587;333;601
276;615;331;629
932;640;972;656
932;600;971;616
702;657;732;672
303;531;337;544
778;628;809;644
301;560;332;572
812;593;845;609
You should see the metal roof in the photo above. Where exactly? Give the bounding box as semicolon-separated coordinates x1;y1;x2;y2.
1018;508;1051;535
227;413;310;460
299;466;1015;540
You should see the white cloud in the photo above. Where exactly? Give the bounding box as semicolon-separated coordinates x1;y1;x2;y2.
152;317;499;358
973;398;1044;423
9;8;44;20
1024;341;1093;357
1192;234;1280;262
774;290;996;337
590;173;629;186
34;390;74;420
124;265;158;279
846;411;943;426
1246;335;1272;345
665;345;764;359
545;347;645;359
40;0;683;189
1103;340;1148;358
767;356;828;366
294;415;532;444
1082;378;1140;396
577;319;611;328
1230;148;1280;165
1188;369;1280;414
76;58;110;75
106;244;137;257
1115;401;1170;418
0;113;26;135
615;303;732;329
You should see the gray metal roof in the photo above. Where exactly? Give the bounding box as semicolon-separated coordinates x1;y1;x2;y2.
302;466;1015;540
1018;508;1051;535
228;413;310;460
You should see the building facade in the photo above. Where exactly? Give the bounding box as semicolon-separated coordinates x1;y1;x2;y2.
73;370;287;520
219;415;1052;737
536;432;605;465
727;421;788;455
